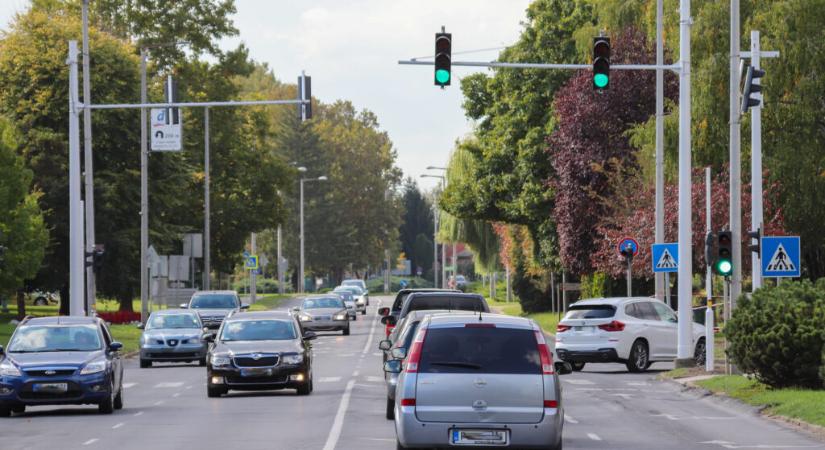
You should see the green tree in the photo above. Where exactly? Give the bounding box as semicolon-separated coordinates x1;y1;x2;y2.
399;178;433;277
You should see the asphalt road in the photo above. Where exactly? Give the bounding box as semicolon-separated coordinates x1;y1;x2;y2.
1;296;822;450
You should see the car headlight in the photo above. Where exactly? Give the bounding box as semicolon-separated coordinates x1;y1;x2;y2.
210;354;231;367
0;360;21;377
282;354;304;365
334;313;347;321
299;314;312;322
80;358;107;375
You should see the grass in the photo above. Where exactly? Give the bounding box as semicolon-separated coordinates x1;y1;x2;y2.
487;299;561;335
247;293;294;311
696;375;825;428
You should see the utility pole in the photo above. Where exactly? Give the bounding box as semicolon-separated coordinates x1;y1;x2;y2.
654;0;665;302
68;41;85;316
203;107;211;290
433;209;439;288
705;166;715;372
250;232;257;303
139;50;149;323
729;0;743;310
299;178;305;294
277;225;284;294
81;0;96;314
750;30;763;291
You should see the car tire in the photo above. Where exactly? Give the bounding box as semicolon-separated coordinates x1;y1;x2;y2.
139;359;151;369
571;362;586;372
34;297;48;306
99;383;115;414
361;309;366;315
694;338;707;367
352;315;357;321
626;340;649;373
396;440;406;450
296;379;312;396
113;385;124;410
385;397;394;420
11;404;25;414
343;327;350;336
199;357;207;367
207;386;225;398
0;406;10;418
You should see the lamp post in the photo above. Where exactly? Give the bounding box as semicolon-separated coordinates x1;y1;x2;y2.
300;174;326;294
421;174;446;288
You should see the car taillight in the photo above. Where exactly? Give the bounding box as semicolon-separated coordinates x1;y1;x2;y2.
385;324;395;337
401;398;416;406
534;330;555;374
405;328;427;373
556;324;571;333
598;320;625;332
544;400;558;408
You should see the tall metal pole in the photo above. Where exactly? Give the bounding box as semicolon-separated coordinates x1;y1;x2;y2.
441;239;446;291
68;41;85;317
140;50;149;323
250;232;257;303
277;225;284;294
729;0;743;308
299;178;305;294
675;0;694;365
750;30;763;291
706;167;713;301
626;256;632;297
203;108;211;290
705;166;715;372
81;0;96;314
433;209;438;288
654;0;665;302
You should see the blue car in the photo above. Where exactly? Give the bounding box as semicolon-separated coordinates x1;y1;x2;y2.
0;316;124;416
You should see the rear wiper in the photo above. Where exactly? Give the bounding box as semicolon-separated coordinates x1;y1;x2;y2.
429;361;482;370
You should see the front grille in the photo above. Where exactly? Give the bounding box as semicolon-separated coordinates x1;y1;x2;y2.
226;375;287;385
24;369;76;377
315;316;332;321
202;317;223;329
234;355;279;367
147;352;199;359
19;381;83;400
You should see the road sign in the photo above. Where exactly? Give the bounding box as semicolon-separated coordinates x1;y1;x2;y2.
150;108;182;151
761;236;800;277
617;237;639;257
652;243;679;273
245;254;259;270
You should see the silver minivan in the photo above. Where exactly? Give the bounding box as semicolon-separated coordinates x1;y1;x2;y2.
386;313;569;449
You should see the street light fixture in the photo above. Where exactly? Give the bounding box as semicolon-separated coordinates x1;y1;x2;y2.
299;175;327;293
426;166;447;171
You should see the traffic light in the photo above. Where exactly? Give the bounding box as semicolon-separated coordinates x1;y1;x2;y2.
741;65;765;113
298;74;312;121
165;75;179;125
715;231;733;277
704;232;715;266
748;228;761;256
86;245;105;273
434;31;452;87
592;36;611;90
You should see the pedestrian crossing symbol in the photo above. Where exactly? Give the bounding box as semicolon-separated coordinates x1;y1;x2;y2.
761;236;801;278
651;243;679;273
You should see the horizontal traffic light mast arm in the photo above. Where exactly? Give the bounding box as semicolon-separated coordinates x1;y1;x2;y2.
399;59;681;72
86;98;309;110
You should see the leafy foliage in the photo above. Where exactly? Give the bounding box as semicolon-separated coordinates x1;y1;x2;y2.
398;179;433;277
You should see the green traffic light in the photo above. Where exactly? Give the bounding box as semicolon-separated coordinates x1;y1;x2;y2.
594;73;609;88
435;69;451;84
716;259;733;276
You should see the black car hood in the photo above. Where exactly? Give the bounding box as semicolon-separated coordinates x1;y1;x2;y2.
194;309;235;318
6;350;104;368
213;340;304;355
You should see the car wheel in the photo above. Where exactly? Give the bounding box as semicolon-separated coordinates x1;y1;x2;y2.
199;357;207;367
11;404;25;414
113;385;124;410
139;359;151;369
361;309;366;315
385;397;394;420
34;297;47;306
296;379;312;396
99;383;115;414
343;327;350;336
571;362;585;372
207;386;225;398
0;406;10;418
396;440;406;450
626;340;649;373
352;315;357;321
694;338;707;367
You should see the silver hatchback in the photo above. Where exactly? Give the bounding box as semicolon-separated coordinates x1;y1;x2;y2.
386;313;568;450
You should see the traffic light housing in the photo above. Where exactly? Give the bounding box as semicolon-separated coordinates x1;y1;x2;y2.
86;245;105;273
592;37;611;90
748;228;761;256
715;231;733;277
298;74;312;121
434;32;452;87
741;65;765;113
704;232;715;266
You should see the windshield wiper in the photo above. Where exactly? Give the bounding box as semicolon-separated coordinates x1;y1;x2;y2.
429;361;482;370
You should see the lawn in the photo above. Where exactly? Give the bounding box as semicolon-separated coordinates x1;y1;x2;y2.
696;375;825;428
486;299;561;336
247;293;294;311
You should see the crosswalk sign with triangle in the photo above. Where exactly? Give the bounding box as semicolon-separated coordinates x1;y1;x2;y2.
761;236;801;277
651;243;679;273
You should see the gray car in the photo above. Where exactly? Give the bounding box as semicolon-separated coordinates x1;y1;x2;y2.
294;296;350;335
138;309;207;368
386;313;570;450
183;290;249;330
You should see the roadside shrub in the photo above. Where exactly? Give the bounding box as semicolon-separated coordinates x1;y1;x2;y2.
98;311;141;324
726;279;825;389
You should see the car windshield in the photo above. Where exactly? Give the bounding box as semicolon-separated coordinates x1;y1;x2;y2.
419;327;540;374
147;313;200;330
342;280;363;287
189;294;237;309
343;286;364;295
333;291;354;301
8;325;102;352
455;275;466;282
220;320;297;341
303;297;344;309
406;296;486;313
566;304;616;319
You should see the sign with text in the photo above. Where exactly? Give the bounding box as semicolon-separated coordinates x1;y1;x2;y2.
150;108;182;151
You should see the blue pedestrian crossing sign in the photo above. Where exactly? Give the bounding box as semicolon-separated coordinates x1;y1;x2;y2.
651;243;679;273
761;236;800;278
245;254;259;270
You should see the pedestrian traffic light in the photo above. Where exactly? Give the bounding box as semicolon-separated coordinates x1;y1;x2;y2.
748;228;761;256
434;31;452;87
715;231;733;277
741;65;765;113
592;37;611;90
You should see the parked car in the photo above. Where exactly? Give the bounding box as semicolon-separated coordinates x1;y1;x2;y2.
377;288;459;337
182;290;248;330
340;280;369;305
293;296;350;335
554;297;707;372
138;309;207;368
0;316;124;416
386;313;570;449
25;290;59;306
204;310;315;397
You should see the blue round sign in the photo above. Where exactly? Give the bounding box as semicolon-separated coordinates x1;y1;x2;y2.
617;237;639;257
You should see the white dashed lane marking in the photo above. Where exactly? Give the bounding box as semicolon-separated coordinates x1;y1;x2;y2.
122;383;137;389
82;439;99;446
153;382;184;388
318;377;342;383
588;433;602;441
564;379;595;385
112;423;124;429
565;414;579;424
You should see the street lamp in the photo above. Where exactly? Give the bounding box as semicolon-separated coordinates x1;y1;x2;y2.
426;166;447;171
299;175;327;293
421;174;446;288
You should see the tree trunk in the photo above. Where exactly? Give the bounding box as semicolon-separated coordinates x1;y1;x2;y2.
118;293;134;312
16;289;26;321
59;284;70;315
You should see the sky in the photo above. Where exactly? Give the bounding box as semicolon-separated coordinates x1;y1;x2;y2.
0;0;533;191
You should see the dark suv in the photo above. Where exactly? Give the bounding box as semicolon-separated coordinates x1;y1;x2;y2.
205;310;315;397
377;288;459;336
381;292;490;330
0;316;124;416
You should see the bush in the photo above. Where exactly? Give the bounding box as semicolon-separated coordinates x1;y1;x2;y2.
98;311;141;324
366;276;433;293
726;279;825;389
233;278;290;294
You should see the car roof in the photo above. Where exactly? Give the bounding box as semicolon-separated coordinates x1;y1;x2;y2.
304;295;343;299
26;316;99;325
224;310;295;321
151;308;196;315
192;290;238;296
405;309;474;321
571;297;655;306
406;292;483;299
425;313;533;329
398;288;459;294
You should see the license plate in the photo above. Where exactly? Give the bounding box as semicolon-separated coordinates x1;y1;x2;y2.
451;429;508;446
33;382;68;393
240;368;272;377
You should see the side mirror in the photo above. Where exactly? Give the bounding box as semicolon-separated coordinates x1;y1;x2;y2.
0;344;5;356
240;303;250;310
391;347;407;360
179;303;188;309
109;342;123;352
303;330;317;341
202;333;215;343
291;306;300;313
136;323;145;330
380;316;397;326
555;361;573;375
378;340;392;351
383;360;402;374
378;307;390;317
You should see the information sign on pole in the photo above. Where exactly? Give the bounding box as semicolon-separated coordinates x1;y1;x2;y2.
761;236;800;278
652;243;679;273
150;108;182;151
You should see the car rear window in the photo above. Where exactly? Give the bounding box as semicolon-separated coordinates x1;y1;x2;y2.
407;296;486;313
392;293;410;312
566;304;616;319
419;327;540;374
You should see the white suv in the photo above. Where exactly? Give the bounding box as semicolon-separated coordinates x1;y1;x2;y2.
554;297;706;372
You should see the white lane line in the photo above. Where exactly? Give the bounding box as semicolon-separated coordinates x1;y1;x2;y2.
112;423;124;429
133;411;143;417
352;370;360;377
588;433;602;441
372;352;383;357
318;377;342;383
154;382;184;388
82;439;99;446
565;414;579;424
185;385;193;390
172;393;180;398
611;393;633;400
322;379;356;450
154;400;165;406
365;375;384;383
564;379;595;385
122;383;137;389
336;353;356;358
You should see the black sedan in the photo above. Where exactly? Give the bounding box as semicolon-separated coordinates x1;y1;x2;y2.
204;311;315;397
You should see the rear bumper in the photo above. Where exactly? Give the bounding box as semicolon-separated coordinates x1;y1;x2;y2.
140;346;206;362
556;347;621;363
395;407;563;449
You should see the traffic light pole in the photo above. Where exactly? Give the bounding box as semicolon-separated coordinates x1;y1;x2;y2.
654;0;666;302
729;0;743;313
